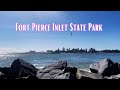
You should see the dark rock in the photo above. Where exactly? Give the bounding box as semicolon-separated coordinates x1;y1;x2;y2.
0;71;5;79
76;70;103;79
89;68;98;73
117;62;120;70
89;59;120;76
64;67;77;79
15;75;37;80
0;67;13;79
11;59;38;78
37;61;67;79
15;76;30;80
64;67;77;74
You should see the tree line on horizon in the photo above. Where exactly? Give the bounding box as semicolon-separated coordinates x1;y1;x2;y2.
47;47;120;53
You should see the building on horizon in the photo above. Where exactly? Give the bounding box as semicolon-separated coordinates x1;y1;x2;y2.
29;50;36;53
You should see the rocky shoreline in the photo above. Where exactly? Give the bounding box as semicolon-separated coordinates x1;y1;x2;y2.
0;58;120;79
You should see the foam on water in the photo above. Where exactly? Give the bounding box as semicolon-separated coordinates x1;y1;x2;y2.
36;66;45;69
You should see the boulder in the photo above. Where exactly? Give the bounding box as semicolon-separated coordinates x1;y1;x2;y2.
89;59;120;76
37;61;67;79
43;61;67;70
37;69;64;79
0;67;13;79
64;67;77;79
76;69;103;79
41;67;78;79
11;59;38;78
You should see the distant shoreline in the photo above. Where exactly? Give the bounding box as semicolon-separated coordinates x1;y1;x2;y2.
46;52;120;54
6;48;120;54
11;52;120;54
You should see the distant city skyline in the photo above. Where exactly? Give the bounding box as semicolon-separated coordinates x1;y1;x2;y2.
0;11;120;54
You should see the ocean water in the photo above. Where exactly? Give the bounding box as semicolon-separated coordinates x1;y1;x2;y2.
0;53;120;71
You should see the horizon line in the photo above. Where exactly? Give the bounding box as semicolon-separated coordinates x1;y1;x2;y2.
5;48;120;53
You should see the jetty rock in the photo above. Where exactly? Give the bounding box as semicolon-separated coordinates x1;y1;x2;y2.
43;60;67;70
36;61;78;79
11;59;38;79
1;58;120;79
0;59;38;79
76;69;103;79
36;61;68;79
89;59;120;77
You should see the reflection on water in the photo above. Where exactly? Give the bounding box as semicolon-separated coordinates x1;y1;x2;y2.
0;53;120;69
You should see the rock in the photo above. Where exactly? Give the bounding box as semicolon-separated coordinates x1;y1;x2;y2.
117;62;120;70
104;74;120;79
15;75;37;80
0;72;4;76
89;62;100;74
37;68;64;79
37;61;67;79
0;71;5;79
0;67;13;79
53;67;78;79
76;69;103;79
54;73;70;79
89;59;120;76
64;67;77;74
15;76;30;80
37;61;78;79
43;61;67;70
49;69;64;76
11;59;38;78
64;67;77;79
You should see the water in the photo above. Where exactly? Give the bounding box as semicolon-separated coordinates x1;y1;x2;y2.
0;53;120;71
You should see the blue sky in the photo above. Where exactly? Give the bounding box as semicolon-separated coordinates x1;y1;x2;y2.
0;11;120;53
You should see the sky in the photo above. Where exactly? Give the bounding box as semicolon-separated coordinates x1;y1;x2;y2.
0;11;120;53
